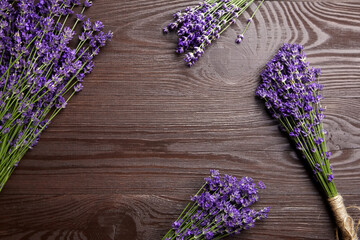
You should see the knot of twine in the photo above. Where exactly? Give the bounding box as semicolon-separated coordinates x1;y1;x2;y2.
328;195;359;240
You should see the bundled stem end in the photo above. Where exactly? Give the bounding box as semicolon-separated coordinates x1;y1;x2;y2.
328;195;358;240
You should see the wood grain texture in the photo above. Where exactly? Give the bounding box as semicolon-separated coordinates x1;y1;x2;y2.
1;0;360;239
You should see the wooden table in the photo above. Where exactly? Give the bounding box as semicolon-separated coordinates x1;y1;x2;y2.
1;1;359;239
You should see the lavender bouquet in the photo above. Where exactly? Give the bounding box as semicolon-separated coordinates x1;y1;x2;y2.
256;43;357;239
163;0;265;67
0;0;112;191
162;170;269;240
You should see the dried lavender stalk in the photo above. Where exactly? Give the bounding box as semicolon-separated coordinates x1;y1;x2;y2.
162;170;269;240
0;0;112;191
163;0;265;66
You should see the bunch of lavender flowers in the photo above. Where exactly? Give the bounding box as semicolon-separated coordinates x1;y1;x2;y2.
256;43;357;239
163;0;265;67
162;170;269;240
0;0;112;192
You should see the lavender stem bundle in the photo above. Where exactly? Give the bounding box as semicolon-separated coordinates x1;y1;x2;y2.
162;170;269;240
0;0;112;192
163;0;265;67
256;43;357;240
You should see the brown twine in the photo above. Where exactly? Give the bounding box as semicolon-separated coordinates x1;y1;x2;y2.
336;205;360;240
328;195;359;240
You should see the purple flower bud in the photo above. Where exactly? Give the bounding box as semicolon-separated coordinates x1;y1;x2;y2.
163;27;169;34
2;128;9;134
74;83;83;92
205;231;214;239
237;34;244;39
328;174;334;182
76;14;85;21
172;220;181;230
258;181;266;189
93;21;104;32
84;0;93;8
83;18;92;31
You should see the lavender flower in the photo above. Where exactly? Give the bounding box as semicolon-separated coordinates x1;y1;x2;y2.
256;44;360;239
162;170;269;240
163;0;265;67
84;0;93;8
0;0;112;192
256;43;337;198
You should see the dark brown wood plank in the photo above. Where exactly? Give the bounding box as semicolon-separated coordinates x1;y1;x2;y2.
0;193;359;240
1;0;360;240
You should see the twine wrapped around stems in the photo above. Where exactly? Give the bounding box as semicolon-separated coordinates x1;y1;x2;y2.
328;195;358;240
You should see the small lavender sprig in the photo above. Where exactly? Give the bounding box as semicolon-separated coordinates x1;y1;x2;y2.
163;0;265;67
255;43;337;198
0;0;112;191
162;170;269;240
